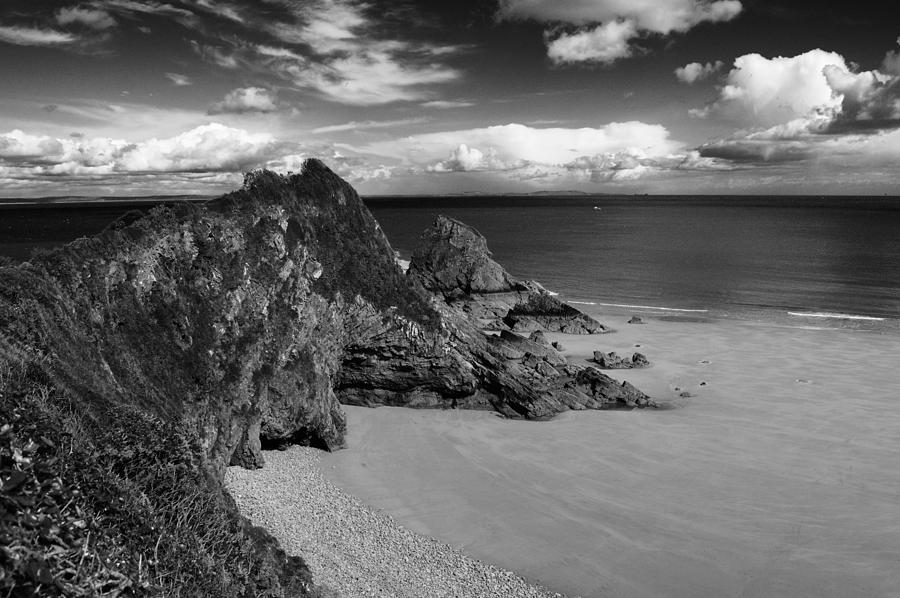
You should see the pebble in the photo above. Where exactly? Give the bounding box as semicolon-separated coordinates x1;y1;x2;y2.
225;446;569;598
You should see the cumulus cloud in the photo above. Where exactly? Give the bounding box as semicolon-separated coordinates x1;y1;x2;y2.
546;20;638;65
0;25;78;46
823;65;900;131
0;124;278;177
696;45;900;131
498;0;742;64
354;121;734;183
56;6;116;30
695;50;847;126
429;144;512;172
675;60;723;84
386;122;682;167
691;41;900;169
208;87;278;114
164;72;194;86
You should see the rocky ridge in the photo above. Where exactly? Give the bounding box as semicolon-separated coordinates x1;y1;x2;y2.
0;161;653;596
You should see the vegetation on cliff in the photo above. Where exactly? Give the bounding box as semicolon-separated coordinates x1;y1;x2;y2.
0;160;651;596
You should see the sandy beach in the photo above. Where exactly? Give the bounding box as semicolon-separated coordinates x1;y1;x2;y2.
318;308;900;598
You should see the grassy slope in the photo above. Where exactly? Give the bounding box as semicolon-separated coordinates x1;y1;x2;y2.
0;163;441;596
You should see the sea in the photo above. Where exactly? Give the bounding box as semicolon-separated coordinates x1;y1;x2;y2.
2;195;899;332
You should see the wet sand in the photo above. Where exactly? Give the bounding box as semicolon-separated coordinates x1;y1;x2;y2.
321;310;900;598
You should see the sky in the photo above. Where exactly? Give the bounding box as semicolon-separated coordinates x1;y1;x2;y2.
1;0;899;197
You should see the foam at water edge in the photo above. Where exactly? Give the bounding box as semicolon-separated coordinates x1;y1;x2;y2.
788;311;885;322
597;302;709;313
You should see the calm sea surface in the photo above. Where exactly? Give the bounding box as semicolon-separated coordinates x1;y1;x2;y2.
2;195;899;330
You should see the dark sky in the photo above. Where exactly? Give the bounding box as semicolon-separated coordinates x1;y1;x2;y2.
1;0;899;196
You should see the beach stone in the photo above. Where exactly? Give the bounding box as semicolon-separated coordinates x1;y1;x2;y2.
592;351;650;369
628;316;644;324
529;330;548;344
632;352;650;367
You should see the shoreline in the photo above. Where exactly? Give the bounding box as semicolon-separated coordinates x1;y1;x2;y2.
319;311;900;598
225;447;568;598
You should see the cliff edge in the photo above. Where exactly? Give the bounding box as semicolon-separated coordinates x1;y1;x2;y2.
0;160;650;597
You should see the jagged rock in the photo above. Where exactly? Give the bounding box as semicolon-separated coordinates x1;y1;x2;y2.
407;216;609;335
529;330;547;344
572;368;655;409
628;316;644;324
407;216;519;296
504;293;609;334
592;351;651;369
1;161;654;483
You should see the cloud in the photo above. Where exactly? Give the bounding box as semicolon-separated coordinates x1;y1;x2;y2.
385;122;682;167
882;38;900;75
214;0;462;105
546;20;638;65
164;72;194;86
358;121;717;184
699;119;900;166
695;50;847;126
421;100;475;109
311;118;429;135
497;0;742;32
675;60;723;84
694;46;900;166
208;87;278;114
0;124;279;177
0;123;402;194
429;144;512;172
822;65;900;131
102;0;195;22
0;25;78;46
191;42;240;69
56;6;116;30
691;42;900;168
497;0;742;64
265;151;396;183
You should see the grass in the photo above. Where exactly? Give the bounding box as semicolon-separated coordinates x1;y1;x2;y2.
0;335;319;597
0;162;427;596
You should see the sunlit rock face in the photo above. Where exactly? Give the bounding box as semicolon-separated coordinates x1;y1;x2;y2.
0;160;650;481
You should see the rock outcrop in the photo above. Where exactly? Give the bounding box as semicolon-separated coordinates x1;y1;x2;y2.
592;351;651;369
1;163;652;478
503;293;610;334
0;160;656;597
342;214;654;416
407;216;520;298
408;215;609;334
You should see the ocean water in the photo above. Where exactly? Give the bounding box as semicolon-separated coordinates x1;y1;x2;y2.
2;195;899;330
366;195;900;331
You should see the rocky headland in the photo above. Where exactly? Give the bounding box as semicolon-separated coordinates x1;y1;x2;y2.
0;161;651;596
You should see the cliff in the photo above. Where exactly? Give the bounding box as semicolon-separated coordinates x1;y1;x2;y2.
0;161;650;596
